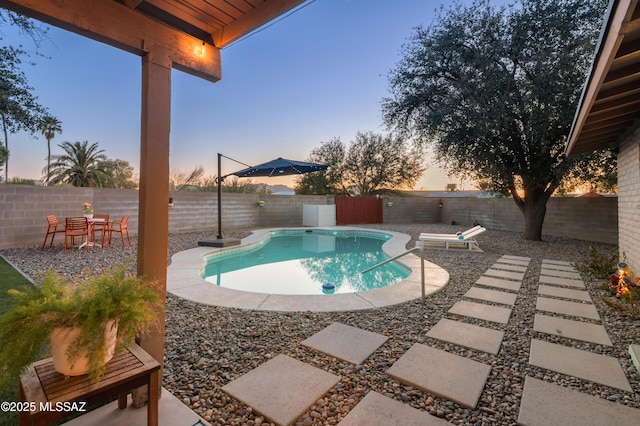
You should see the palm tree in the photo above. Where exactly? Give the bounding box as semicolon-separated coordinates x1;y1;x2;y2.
47;141;108;187
39;115;62;185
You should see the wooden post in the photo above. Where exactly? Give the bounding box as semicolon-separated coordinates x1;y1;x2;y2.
133;46;171;407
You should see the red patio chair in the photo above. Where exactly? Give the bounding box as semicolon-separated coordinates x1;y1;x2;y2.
64;217;91;253
91;213;110;247
41;215;66;251
106;215;131;247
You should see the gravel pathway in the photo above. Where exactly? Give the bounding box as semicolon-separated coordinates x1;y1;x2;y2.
2;224;639;425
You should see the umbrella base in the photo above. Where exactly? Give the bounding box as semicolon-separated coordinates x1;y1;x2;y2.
198;238;241;248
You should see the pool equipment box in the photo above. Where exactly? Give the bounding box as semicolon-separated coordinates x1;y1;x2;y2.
303;204;336;227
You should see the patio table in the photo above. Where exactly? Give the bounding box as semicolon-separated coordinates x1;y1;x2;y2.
19;343;160;426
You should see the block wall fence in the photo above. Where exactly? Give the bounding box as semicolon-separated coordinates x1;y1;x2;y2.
0;185;618;249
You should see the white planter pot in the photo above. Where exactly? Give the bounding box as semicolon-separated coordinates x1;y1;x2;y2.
50;319;118;376
83;213;94;219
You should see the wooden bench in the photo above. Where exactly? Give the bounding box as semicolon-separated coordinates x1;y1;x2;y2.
19;344;160;426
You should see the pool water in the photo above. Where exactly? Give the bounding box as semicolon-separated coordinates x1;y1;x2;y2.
202;230;410;295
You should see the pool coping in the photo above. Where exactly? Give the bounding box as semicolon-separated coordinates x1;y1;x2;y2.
167;226;450;312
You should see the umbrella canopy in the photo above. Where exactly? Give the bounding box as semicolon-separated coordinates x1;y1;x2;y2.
231;157;328;178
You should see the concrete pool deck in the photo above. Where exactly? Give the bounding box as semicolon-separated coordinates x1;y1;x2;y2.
167;227;450;312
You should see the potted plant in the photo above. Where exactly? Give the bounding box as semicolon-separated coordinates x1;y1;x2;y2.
82;202;94;218
0;263;163;386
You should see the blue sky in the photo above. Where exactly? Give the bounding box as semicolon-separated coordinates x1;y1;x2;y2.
3;0;495;190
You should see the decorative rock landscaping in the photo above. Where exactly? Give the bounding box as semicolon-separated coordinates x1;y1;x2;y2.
2;223;639;425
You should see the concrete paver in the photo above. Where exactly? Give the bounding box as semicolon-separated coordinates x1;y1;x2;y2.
540;263;577;272
497;257;530;266
538;285;592;302
540;268;582;280
448;300;512;324
475;276;522;292
387;343;491;408
518;377;640;426
222;354;341;426
301;322;388;364
484;269;525;281
491;263;528;272
536;297;600;320
542;259;574;266
426;318;505;355
533;314;612;346
501;255;531;261
464;287;517;306
338;391;450;426
539;275;585;288
529;339;631;391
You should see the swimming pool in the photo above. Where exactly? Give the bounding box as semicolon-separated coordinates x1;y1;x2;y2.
201;229;410;295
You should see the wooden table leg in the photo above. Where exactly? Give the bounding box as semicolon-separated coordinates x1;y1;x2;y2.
118;391;128;409
147;370;159;426
19;382;29;426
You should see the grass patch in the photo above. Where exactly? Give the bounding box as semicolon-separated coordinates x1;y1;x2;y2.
0;257;34;426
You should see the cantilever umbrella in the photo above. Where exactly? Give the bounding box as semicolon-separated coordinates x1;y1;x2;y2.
232;157;328;178
199;155;328;247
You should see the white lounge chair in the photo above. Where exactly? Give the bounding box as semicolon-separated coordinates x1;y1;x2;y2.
418;226;486;251
419;225;483;240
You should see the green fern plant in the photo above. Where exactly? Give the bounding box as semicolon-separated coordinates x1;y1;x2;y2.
0;263;163;387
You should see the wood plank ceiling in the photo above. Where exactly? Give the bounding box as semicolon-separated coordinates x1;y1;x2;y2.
121;0;306;48
566;0;640;156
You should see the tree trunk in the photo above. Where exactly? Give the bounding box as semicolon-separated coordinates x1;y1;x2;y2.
512;189;552;241
1;112;8;182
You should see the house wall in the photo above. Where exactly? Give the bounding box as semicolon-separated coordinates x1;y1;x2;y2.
617;125;640;273
0;185;618;249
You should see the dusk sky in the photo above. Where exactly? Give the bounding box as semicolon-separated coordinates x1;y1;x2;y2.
2;0;505;190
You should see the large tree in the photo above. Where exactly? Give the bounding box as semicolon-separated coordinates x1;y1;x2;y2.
295;131;425;195
47;141;108;187
100;158;138;189
382;0;610;240
0;11;49;182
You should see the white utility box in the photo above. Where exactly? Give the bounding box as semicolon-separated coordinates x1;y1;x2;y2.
302;204;336;227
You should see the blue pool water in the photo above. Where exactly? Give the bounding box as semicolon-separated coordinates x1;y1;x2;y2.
201;230;411;295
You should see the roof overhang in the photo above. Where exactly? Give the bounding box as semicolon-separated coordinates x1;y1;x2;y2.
0;0;307;83
566;0;640;156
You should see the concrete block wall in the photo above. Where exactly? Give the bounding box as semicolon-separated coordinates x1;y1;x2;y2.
167;192;332;234
0;186;619;248
1;186;94;248
617;126;640;272
438;196;618;244
0;186;334;248
382;197;442;224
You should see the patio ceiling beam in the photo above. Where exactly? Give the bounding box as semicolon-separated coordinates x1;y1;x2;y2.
0;0;222;82
212;0;307;48
566;0;637;155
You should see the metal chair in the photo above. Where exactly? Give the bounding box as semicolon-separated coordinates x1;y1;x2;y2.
42;215;66;251
64;217;91;253
106;215;131;247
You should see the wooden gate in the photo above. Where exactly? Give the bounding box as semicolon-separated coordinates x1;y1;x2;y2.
335;196;383;225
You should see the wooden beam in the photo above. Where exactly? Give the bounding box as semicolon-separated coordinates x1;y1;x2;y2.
0;0;221;82
566;0;637;155
213;0;307;47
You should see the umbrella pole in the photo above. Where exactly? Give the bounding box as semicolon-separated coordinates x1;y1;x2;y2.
217;153;223;239
198;153;240;247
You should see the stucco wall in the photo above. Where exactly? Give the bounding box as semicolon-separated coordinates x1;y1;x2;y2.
617;125;640;273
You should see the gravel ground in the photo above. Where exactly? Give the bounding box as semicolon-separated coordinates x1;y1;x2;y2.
2;223;639;425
